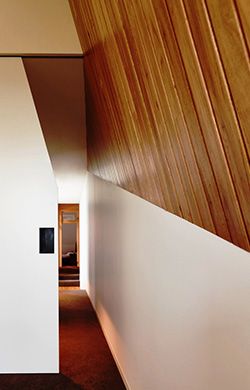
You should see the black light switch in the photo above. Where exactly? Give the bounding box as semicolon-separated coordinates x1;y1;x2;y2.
39;228;54;254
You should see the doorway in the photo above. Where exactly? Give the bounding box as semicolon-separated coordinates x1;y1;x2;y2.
58;204;80;288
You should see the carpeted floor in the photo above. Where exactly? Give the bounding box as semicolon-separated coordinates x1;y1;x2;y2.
0;290;125;390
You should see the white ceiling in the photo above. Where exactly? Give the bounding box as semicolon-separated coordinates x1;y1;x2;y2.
0;0;82;54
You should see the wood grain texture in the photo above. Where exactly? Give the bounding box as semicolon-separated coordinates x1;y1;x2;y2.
70;0;250;251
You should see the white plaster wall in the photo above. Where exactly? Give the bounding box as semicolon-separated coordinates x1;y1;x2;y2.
87;173;250;390
23;58;86;203
79;174;89;290
0;0;82;54
0;58;58;373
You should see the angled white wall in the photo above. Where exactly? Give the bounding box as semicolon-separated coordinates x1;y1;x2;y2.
0;0;81;54
0;58;58;373
87;173;250;390
23;58;86;204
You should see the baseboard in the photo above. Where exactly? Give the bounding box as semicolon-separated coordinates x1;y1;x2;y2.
87;292;131;390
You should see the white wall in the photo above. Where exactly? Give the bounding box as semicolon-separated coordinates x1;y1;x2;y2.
0;0;82;54
87;173;250;390
0;58;58;373
79;175;89;290
23;58;86;203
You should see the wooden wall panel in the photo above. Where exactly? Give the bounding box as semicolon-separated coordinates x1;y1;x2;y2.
70;0;250;251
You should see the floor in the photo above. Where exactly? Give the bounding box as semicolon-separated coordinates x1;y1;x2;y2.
0;290;125;389
59;290;125;389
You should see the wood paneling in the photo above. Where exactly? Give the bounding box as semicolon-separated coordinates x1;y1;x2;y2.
70;0;250;251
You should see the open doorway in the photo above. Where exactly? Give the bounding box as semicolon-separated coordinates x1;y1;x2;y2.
58;204;80;289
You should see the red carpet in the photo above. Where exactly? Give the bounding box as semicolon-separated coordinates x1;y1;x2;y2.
0;290;125;389
59;290;125;389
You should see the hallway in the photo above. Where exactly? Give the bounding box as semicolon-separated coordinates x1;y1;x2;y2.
59;290;125;389
0;291;125;389
0;1;249;388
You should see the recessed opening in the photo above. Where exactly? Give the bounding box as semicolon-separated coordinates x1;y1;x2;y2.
58;204;80;289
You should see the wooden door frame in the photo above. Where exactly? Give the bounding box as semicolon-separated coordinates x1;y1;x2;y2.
58;204;80;267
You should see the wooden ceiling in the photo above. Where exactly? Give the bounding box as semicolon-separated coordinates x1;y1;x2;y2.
70;0;250;251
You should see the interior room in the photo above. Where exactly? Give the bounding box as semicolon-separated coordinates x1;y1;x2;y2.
0;1;249;389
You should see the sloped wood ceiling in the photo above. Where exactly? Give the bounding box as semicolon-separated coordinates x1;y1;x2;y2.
70;0;250;251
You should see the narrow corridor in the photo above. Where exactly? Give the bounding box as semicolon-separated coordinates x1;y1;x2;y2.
59;290;125;389
0;291;125;390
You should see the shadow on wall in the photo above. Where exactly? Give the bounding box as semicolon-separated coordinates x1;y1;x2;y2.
86;173;250;390
88;174;126;324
